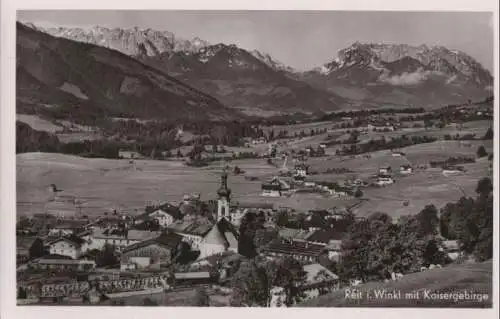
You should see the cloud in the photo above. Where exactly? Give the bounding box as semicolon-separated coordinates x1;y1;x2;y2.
379;68;433;86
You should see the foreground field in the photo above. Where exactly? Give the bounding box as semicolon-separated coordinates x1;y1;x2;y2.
300;260;493;308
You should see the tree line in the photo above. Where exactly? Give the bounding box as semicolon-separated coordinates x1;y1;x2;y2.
336;135;437;155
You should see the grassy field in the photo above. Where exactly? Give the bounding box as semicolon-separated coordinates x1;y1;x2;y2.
300;260;493;308
16;153;361;217
17;132;492;219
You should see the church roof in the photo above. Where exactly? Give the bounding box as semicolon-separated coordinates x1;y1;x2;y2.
203;223;228;247
202;218;239;247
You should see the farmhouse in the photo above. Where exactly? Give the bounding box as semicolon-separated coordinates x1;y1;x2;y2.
442;166;465;176
48;237;84;259
134;204;181;228
378;166;392;175
261;240;325;263
305;229;346;247
392;151;406;157
120;233;183;271
87;228;162;252
400;164;413;175
261;177;291;197
375;175;395;186
329;186;352;198
48;220;88;237
294;163;309;177
118;150;143;159
443;240;461;261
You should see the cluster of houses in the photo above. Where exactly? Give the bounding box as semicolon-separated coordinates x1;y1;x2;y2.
17;165;466;306
17;169;354;305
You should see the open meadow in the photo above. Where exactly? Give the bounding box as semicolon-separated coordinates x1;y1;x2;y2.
300;260;493;307
17;153;363;217
17;130;492;220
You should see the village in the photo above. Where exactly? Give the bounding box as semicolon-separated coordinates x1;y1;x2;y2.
17;104;489;306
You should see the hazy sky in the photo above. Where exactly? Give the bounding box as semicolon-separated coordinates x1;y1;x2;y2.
18;11;494;72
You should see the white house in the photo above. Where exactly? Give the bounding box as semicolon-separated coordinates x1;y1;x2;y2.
400;165;413;175
134;206;180;228
48;237;83;259
375;175;394;186
48;220;88;237
443;240;461;260
86;228;162;252
229;202;274;227
325;240;342;261
329;187;351;198
261;177;291;197
379;166;392;175
294;163;309;177
442;166;465;176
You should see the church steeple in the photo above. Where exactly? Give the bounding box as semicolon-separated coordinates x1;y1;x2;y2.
217;169;231;199
217;166;231;220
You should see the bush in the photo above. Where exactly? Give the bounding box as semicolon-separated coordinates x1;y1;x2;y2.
354;189;363;198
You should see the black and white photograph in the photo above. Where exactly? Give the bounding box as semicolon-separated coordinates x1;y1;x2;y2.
1;1;498;314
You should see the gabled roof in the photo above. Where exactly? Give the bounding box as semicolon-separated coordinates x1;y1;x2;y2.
127;229;162;241
306;230;346;244
203;224;228;247
303;263;339;284
47;236;84;248
279;228;302;239
202;218;239;247
139;203;181;221
168;217;213;237
263;241;325;257
121;232;182;254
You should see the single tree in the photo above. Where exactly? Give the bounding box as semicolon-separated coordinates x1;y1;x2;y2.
482;127;493;140
354;189;363;198
476;145;488;158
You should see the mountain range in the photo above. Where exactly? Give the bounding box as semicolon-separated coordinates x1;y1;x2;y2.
16;22;236;123
18;22;494;122
298;42;493;107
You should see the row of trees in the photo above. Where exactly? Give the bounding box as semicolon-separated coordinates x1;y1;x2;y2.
336;135;437;155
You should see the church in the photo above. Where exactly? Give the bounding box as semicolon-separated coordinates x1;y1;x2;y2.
198;169;240;259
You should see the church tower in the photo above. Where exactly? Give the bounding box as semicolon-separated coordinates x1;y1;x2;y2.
217;168;231;221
